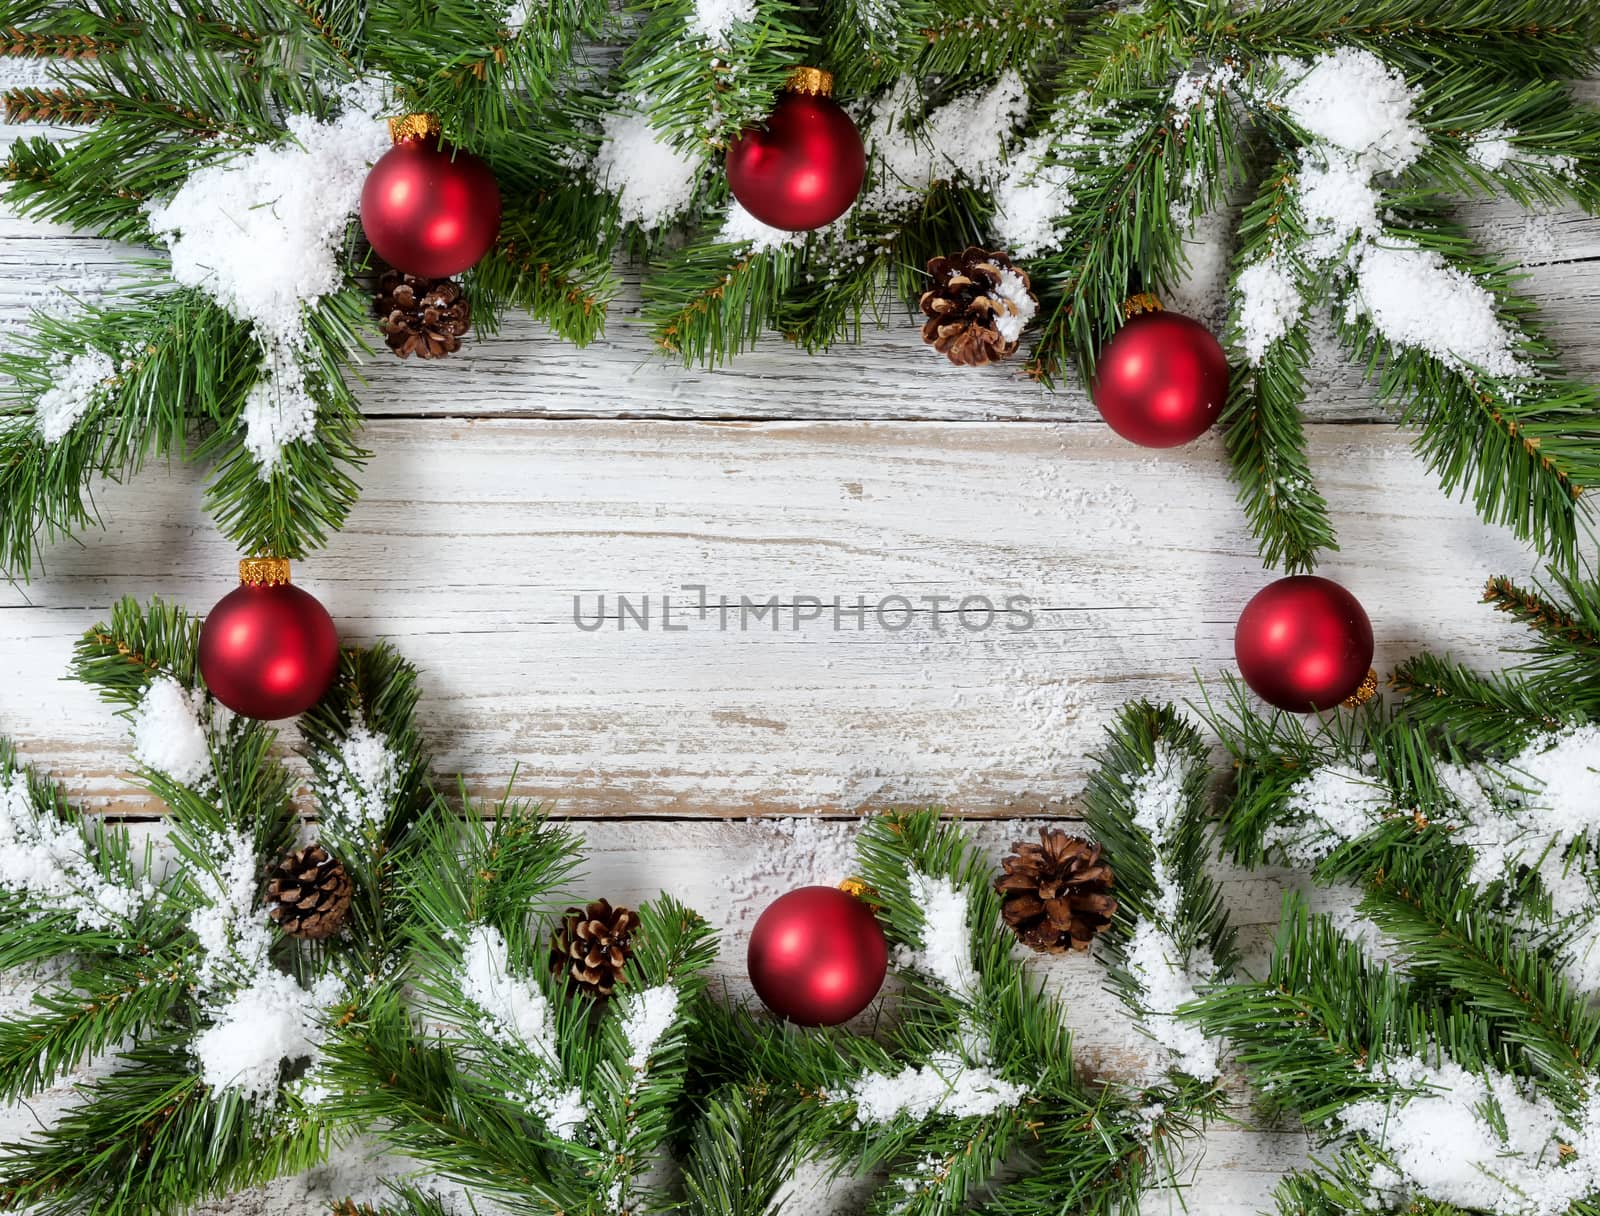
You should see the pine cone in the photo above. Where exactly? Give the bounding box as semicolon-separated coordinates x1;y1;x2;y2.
266;844;353;940
373;269;471;359
551;899;638;998
919;247;1037;367
995;830;1115;953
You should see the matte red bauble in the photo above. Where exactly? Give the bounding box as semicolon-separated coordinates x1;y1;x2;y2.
748;885;888;1026
1235;575;1375;713
361;127;502;278
199;559;339;721
726;68;866;232
1092;307;1229;447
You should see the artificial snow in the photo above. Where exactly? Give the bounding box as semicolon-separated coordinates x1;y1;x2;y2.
989;132;1078;257
686;0;755;44
991;267;1037;345
1168;66;1238;129
594;108;703;228
146;110;387;342
462;923;557;1055
1469;128;1519;173
189;827;274;988
33;349;115;445
240;368;318;474
1127;742;1188;915
1353;243;1526;379
719;200;809;253
194;969;341;1102
1234;257;1304;364
460;923;587;1139
863;73;1030;214
1279;49;1425;174
1125;921;1218;1081
896;871;978;1001
1467;127;1577;179
1295;155;1384;262
843;1051;1027;1125
620;984;680;1071
319;721;399;834
130;676;213;789
145;107;388;474
0;770;145;931
1340;1052;1600;1215
1265;762;1391;867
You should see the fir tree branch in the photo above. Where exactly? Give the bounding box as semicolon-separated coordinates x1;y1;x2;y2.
620;0;815;151
1221;160;1337;573
1358;852;1600;1083
72;596;205;702
0;1048;329;1216
0;290;256;579
1334;221;1600;574
199;293;372;561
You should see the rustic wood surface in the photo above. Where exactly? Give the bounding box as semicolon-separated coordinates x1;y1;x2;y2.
2;106;1598;1212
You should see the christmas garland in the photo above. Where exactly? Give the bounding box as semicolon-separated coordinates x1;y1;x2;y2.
1;1;1599;580
0;598;1236;1215
11;570;1600;1214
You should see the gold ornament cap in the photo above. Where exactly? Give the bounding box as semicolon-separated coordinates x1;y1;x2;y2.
1122;292;1165;320
239;556;291;587
784;66;834;97
1342;668;1379;708
388;113;442;144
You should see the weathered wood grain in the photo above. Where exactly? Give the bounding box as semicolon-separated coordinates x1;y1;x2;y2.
0;419;1543;818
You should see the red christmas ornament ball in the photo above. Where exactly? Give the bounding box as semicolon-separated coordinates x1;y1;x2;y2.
726;84;866;232
748;885;888;1026
360;136;502;278
1235;576;1375;713
199;571;339;721
1092;309;1230;447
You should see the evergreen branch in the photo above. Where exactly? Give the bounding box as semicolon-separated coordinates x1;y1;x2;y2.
647;240;796;366
1080;701;1237;977
1359;853;1600;1083
1221;160;1337;573
0;27;120;58
680;1086;799;1216
1193;896;1420;1127
72;596;204;705
0;960;190;1105
199;294;372;560
469;193;620;345
301;642;438;970
1335;223;1600;574
1024;82;1244;385
365;0;610;142
620;0;815;150
777;182;989;355
1391;652;1579;753
0;1047;328;1216
0;290;255;578
1483;571;1600;669
1223;1;1600;79
2;86;115;124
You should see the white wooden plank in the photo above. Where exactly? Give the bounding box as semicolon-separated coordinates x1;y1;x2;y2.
0;419;1546;818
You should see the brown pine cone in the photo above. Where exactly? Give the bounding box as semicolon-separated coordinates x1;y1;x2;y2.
995;829;1115;953
373;269;471;359
919;247;1037;367
551;899;639;998
266;844;352;940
